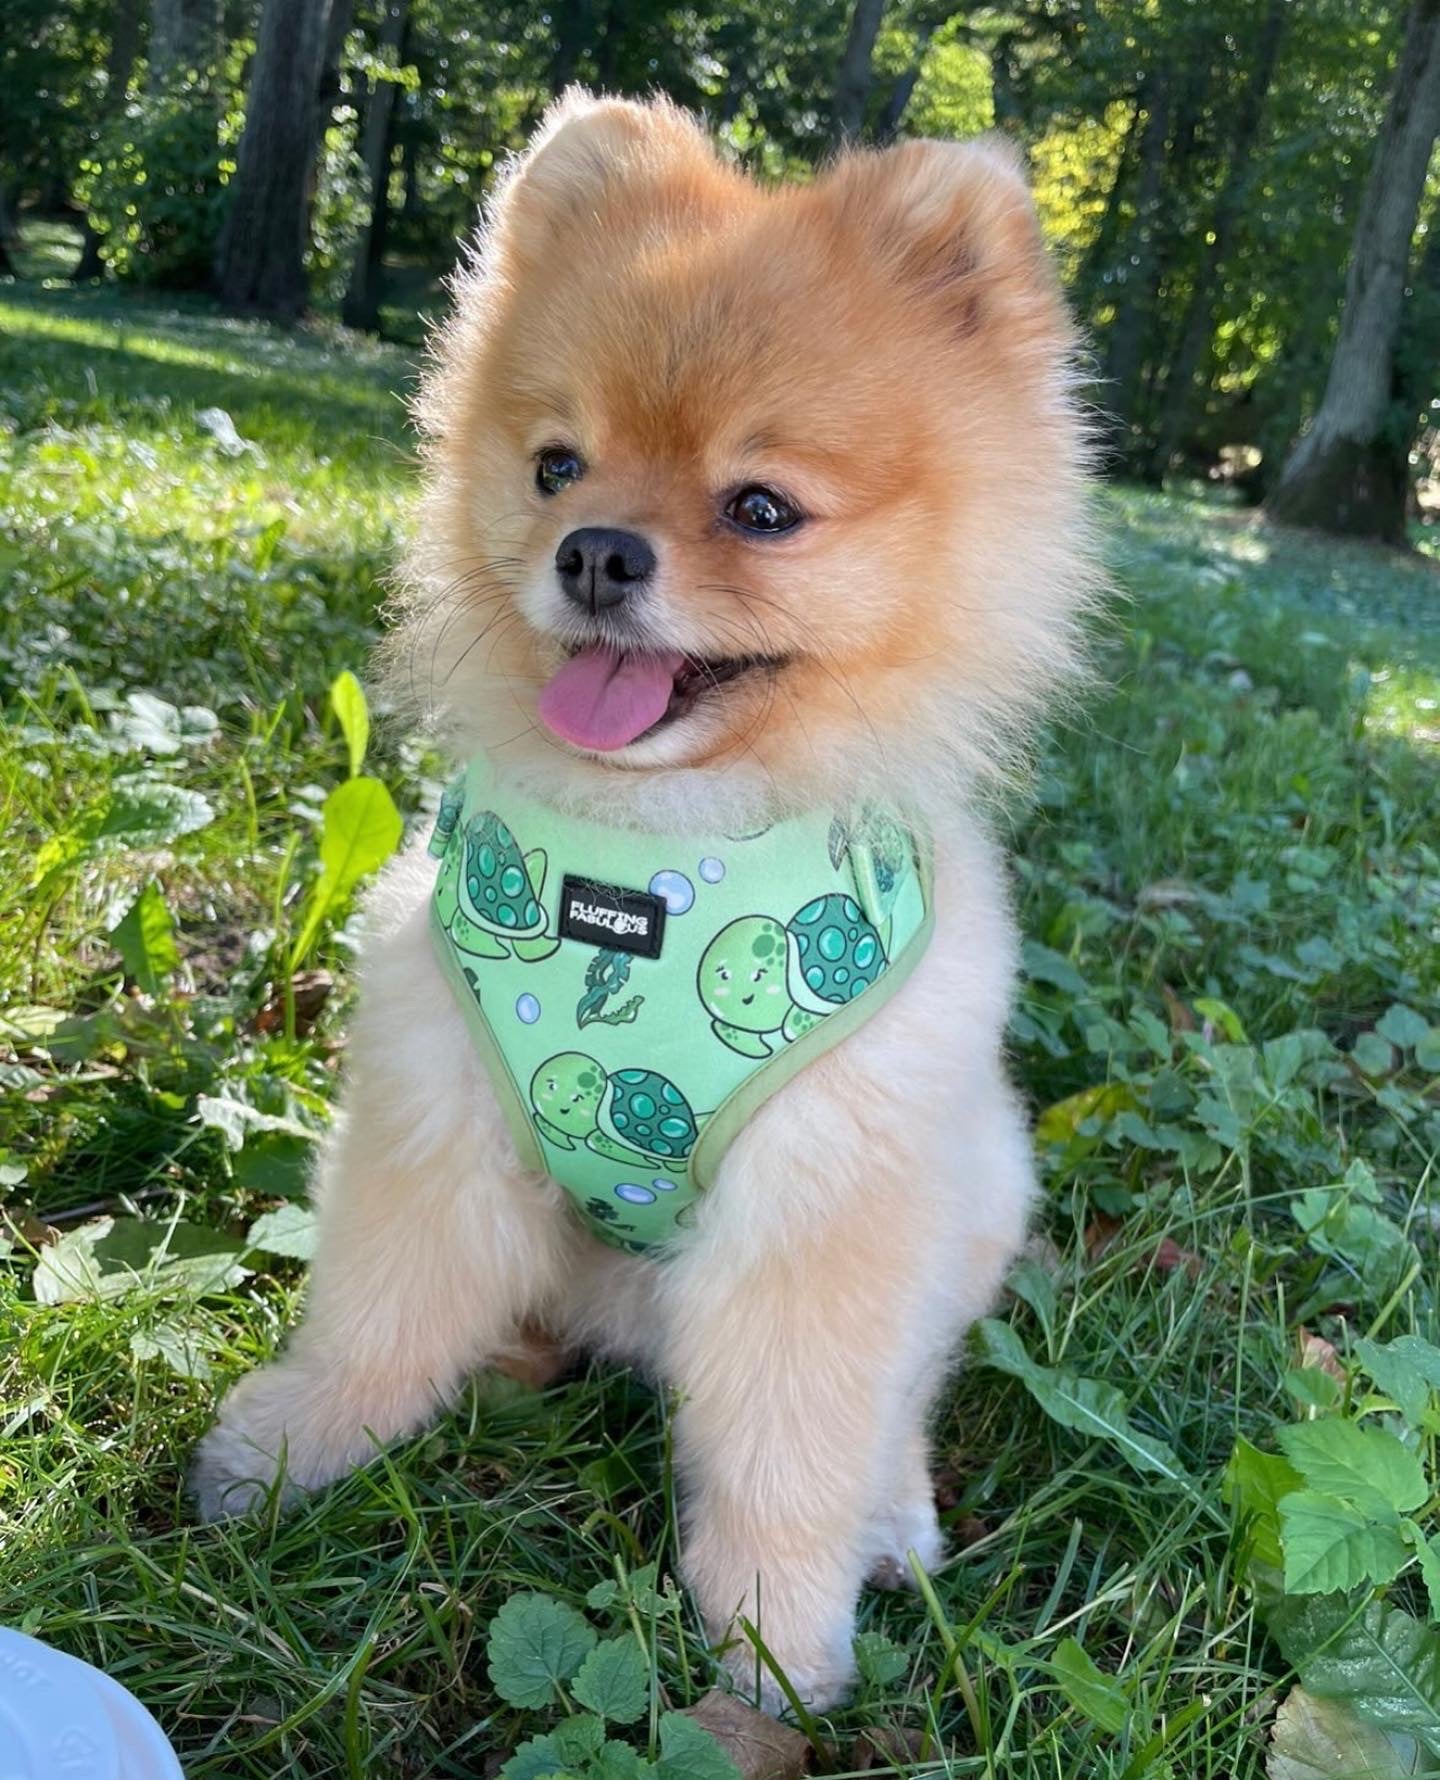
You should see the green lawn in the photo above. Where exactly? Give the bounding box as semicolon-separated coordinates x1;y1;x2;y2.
2;282;1439;1779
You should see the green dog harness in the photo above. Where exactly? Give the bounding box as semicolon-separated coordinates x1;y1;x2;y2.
427;755;933;1254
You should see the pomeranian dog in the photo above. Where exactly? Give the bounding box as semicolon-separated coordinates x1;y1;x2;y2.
192;92;1095;1711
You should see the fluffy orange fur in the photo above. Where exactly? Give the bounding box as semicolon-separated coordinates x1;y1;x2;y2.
193;94;1100;1716
394;90;1095;820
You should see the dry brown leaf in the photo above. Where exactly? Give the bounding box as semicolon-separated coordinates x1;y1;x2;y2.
1268;1684;1421;1777
1161;982;1199;1032
1296;1327;1345;1383
1151;1236;1204;1279
1084;1212;1124;1261
851;1726;928;1769
683;1689;813;1780
253;969;333;1036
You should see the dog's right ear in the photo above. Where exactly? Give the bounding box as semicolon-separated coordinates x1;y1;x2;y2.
488;90;718;268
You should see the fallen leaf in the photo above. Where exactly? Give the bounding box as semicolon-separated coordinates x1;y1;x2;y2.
682;1689;812;1779
1084;1213;1124;1261
1297;1328;1345;1384
1268;1683;1421;1777
1151;1236;1203;1279
253;969;334;1036
1161;984;1199;1032
851;1727;927;1769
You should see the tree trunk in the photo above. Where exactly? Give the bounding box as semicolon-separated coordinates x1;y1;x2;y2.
149;0;221;82
1149;0;1286;478
875;23;935;144
401;120;422;219
73;0;145;279
830;0;886;147
215;0;335;318
0;186;20;278
342;0;409;332
1267;0;1440;541
1100;68;1171;448
1371;210;1440;530
314;0;355;153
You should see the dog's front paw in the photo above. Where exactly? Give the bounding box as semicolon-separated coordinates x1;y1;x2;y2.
722;1636;856;1718
863;1488;944;1592
188;1418;298;1522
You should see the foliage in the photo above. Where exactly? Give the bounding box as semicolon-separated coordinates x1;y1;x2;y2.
78;76;237;287
1;286;1438;1776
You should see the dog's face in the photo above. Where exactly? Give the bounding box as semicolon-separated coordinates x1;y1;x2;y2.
402;95;1093;806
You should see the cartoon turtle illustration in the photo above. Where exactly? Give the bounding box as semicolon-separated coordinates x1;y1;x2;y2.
529;1053;702;1167
443;810;559;963
428;776;466;857
698;893;888;1058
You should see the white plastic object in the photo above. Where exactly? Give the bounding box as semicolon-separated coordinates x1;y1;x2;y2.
0;1626;184;1778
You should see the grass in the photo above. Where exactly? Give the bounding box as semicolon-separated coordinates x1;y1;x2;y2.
2;280;1439;1779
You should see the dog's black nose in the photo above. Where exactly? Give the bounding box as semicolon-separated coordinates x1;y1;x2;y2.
555;527;655;613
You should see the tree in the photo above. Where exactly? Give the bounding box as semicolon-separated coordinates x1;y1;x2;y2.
72;0;146;279
342;0;410;331
215;0;335;318
1147;0;1286;480
1267;0;1440;542
148;0;219;85
831;0;886;145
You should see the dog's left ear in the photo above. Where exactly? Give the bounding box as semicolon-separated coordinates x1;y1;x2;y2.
489;90;720;270
823;135;1058;336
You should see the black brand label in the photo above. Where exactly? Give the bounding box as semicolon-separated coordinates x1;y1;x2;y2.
558;875;666;959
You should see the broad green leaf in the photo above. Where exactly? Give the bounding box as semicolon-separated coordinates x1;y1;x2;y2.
498;1734;569;1780
1194;996;1248;1043
1280;1493;1410;1595
551;1714;606;1763
131;1321;214;1381
486;1593;597;1710
330;669;370;777
94;778;214;847
1053;1636;1128;1732
1278;1421;1426;1518
108;879;178;993
33;1217;249;1305
1225;1437;1306;1574
976;1319;1190;1482
592;1743;652;1780
232;1132;314;1198
854;1628;909;1687
1276;1598;1440;1755
291;775;402;963
195;1094;314;1152
1355;1337;1440;1431
572;1637;649;1724
1416;1031;1440;1074
1268;1684;1423;1778
1352;1033;1396;1078
1021;940;1089;995
1404;1525;1440;1622
120;691;218;754
318;775;402;895
653;1711;742;1780
1035;1081;1136;1148
1375;1006;1432;1052
246;1203;319;1261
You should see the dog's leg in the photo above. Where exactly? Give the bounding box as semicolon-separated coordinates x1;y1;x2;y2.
664;1020;1032;1711
191;872;573;1520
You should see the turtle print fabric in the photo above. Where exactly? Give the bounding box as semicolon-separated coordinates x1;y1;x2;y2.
429;754;932;1254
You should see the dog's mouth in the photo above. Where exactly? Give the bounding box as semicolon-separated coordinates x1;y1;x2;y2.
537;643;784;752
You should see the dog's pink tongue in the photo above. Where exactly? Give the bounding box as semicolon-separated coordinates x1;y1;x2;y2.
538;645;684;751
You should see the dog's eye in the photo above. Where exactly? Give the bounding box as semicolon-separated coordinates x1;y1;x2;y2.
725;485;801;535
536;447;584;496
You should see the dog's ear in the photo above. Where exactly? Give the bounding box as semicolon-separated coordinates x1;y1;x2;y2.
822;135;1058;338
490;90;719;266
